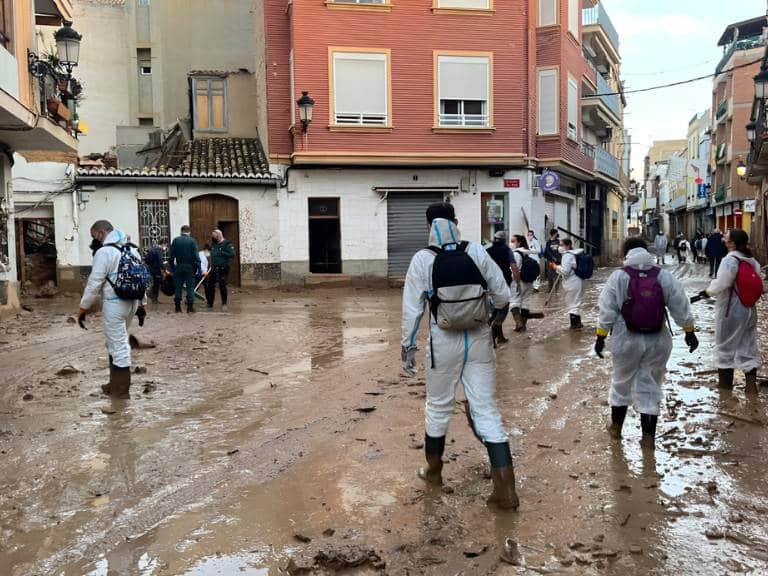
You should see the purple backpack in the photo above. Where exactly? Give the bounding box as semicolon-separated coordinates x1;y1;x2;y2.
620;267;666;333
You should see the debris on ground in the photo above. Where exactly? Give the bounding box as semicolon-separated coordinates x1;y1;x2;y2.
56;364;82;377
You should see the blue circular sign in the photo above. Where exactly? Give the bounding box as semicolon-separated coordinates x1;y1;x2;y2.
539;170;560;193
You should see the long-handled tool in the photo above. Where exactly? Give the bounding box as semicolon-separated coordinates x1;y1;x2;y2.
544;273;562;307
556;226;598;249
194;271;209;301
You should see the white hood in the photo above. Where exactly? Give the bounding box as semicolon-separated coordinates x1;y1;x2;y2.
104;229;129;247
429;218;462;248
623;247;655;270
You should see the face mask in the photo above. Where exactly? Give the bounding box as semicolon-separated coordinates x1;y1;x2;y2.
558;246;567;254
90;238;103;255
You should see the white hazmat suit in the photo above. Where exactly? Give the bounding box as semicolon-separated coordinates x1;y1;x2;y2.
402;219;511;444
80;230;143;368
555;249;584;315
705;252;762;373
598;248;695;415
510;248;537;312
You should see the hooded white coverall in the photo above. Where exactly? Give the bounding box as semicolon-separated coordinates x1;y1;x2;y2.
555;249;584;315
598;248;695;415
402;219;511;444
654;234;668;264
80;230;144;369
706;251;762;373
510;249;537;311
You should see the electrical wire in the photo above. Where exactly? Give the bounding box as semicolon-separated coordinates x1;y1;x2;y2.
589;57;764;98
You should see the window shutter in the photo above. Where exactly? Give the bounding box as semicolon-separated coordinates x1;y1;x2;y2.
438;0;490;8
334;53;387;118
195;81;210;130
439;56;489;101
567;77;578;137
538;69;558;135
568;0;578;36
538;0;556;26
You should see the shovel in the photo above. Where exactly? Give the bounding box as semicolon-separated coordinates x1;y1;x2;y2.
544;273;562;307
194;271;209;301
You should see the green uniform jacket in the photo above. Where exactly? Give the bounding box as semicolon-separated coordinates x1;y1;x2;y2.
210;239;235;267
169;234;201;269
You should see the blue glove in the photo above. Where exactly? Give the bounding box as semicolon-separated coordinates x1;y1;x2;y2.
401;345;417;376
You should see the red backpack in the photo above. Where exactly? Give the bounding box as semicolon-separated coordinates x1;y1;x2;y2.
729;256;763;310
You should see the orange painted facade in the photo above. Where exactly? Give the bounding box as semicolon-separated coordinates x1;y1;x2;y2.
264;0;597;173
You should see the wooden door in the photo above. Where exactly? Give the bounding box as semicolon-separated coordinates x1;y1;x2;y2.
189;194;241;286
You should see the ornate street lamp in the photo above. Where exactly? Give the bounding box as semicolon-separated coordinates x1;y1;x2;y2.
754;69;768;99
746;121;756;142
54;21;82;77
297;91;315;133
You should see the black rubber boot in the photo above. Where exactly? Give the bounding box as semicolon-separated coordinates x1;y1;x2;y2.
511;308;523;332
486;442;520;510
745;369;758;396
569;314;584;330
102;360;115;394
110;366;131;399
519;309;529;332
718;368;734;390
174;301;182;313
186;302;195;314
608;405;627;439
640;413;658;450
418;435;445;485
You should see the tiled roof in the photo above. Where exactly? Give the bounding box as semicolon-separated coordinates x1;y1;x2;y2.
77;137;278;181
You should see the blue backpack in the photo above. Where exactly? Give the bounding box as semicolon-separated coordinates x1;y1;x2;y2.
574;252;594;280
105;243;149;300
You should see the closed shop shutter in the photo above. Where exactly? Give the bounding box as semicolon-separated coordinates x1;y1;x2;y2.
387;192;444;278
544;196;555;232
554;199;570;232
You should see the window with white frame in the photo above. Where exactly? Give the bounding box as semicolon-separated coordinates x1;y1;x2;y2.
438;55;490;127
538;0;556;26
568;0;578;37
436;0;490;8
332;51;389;125
567;76;578;140
537;68;558;135
333;0;386;4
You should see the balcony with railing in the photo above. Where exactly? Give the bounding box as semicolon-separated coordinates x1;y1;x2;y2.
595;146;620;181
582;3;619;55
716;35;765;76
748;95;768;176
583;71;621;125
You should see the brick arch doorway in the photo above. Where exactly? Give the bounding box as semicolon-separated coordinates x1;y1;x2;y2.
189;194;241;286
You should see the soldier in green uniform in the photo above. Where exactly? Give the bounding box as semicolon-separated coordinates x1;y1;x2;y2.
169;225;200;313
206;229;236;311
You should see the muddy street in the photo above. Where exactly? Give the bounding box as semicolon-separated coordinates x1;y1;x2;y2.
1;263;768;575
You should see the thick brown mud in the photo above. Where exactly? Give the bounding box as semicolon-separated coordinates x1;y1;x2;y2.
1;263;767;575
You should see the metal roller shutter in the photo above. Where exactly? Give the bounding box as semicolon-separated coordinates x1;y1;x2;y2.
387;193;444;278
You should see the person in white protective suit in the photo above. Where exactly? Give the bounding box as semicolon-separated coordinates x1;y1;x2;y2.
526;230;543;291
549;238;585;329
401;203;519;510
594;238;699;449
653;231;668;265
78;220;146;398
510;234;539;332
691;229;764;394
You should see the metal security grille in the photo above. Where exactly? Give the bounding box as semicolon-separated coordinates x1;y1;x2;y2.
386;192;444;278
138;200;170;253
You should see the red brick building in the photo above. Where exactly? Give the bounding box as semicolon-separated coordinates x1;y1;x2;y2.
264;0;627;281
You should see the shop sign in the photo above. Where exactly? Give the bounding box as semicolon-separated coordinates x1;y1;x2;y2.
503;179;520;188
724;205;732;216
744;199;756;213
538;170;560;193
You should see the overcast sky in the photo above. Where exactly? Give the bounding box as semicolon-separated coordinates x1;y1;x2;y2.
602;0;767;177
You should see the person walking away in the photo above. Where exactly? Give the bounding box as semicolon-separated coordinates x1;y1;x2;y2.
692;234;701;263
691;229;764;394
169;225;200;313
401;202;518;510
653;231;668;265
144;240;167;304
673;234;682;262
526;230;543;291
705;229;726;278
486;230;513;346
549;238;585;329
544;229;561;291
594;238;698;450
206;229;236;311
510;234;540;332
78;220;147;398
678;236;690;263
699;235;708;264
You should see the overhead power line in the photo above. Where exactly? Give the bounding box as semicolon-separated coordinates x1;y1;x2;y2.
589;58;764;98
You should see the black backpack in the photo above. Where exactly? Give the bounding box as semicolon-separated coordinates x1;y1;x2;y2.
574;252;594;280
515;250;540;283
427;242;490;331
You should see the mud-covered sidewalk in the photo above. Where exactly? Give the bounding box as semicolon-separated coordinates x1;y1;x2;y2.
1;263;768;575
